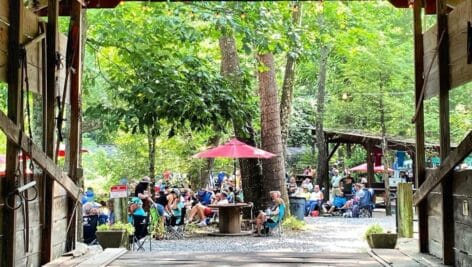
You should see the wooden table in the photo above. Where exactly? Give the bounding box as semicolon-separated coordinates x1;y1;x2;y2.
207;203;250;236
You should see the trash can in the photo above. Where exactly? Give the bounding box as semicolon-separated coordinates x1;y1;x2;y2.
289;196;306;221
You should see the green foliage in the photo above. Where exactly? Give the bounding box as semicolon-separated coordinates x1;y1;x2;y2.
85;3;255;138
282;216;306;231
78;1;471;193
97;222;135;235
363;223;384;240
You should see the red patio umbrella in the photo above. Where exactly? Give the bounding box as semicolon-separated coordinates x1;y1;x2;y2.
349;163;393;173
193;138;276;188
193;138;276;159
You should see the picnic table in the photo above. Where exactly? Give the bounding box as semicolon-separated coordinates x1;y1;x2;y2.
207;203;251;236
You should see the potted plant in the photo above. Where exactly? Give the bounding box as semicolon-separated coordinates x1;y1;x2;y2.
364;223;397;249
96;222;134;250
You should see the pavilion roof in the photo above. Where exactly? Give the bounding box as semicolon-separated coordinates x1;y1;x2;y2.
310;128;444;153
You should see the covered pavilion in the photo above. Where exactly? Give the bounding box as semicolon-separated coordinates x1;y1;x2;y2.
311;128;442;186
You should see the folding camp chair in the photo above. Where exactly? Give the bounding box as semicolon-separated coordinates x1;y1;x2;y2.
83;215;99;245
164;207;186;240
264;204;286;238
131;215;151;251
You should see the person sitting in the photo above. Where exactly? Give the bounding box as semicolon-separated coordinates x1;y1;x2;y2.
187;192;228;226
341;176;353;199
306;185;324;216
227;187;235;203
128;197;147;225
254;191;284;236
341;183;364;210
165;190;178;216
301;178;313;192
287;176;299;196
322;184;346;214
234;188;244;203
167;190;185;225
300;187;310;200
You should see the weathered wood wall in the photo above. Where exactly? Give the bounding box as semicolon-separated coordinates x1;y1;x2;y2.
425;170;472;264
0;0;69;99
453;170;472;266
0;1;42;94
0;0;73;264
52;183;69;259
0;172;44;266
423;0;472;99
427;183;443;258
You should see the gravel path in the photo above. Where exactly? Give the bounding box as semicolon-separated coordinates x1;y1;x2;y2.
149;209;395;254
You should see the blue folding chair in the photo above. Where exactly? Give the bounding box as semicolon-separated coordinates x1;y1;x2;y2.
264;204;286;238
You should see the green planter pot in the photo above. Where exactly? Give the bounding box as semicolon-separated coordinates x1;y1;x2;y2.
368;233;398;249
96;230;128;250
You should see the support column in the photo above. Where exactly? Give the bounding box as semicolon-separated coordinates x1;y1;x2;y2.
4;1;23;265
41;0;59;264
436;0;454;264
366;143;375;186
413;0;428;253
66;0;83;251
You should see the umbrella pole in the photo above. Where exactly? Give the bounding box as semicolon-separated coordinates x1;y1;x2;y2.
209;168;214;189
233;159;237;179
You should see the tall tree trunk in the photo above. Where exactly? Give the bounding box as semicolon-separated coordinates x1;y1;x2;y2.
219;33;264;211
258;53;287;205
280;2;302;159
379;77;392;216
147;130;156;180
201;134;220;188
315;45;330;197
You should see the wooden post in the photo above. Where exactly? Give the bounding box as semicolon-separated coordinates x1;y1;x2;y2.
366;143;375;186
437;0;454;264
413;0;429;253
66;0;83;251
4;1;23;265
112;197;129;224
41;0;59;264
397;183;413;238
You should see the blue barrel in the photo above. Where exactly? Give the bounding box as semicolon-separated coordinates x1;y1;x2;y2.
289;196;306;220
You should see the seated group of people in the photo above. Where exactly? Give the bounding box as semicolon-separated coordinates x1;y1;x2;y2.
287;175;375;217
322;182;375;217
134;176;245;227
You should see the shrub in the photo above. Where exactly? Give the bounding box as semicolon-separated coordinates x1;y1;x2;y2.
363;223;384;240
97;222;135;235
282;216;306;231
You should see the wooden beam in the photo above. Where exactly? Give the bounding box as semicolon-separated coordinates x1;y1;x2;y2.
437;0;454;263
413;0;428;254
66;0;83;251
327;142;340;161
4;0;22;265
366;143;375;186
0;111;82;199
42;0;59;263
413;131;472;205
